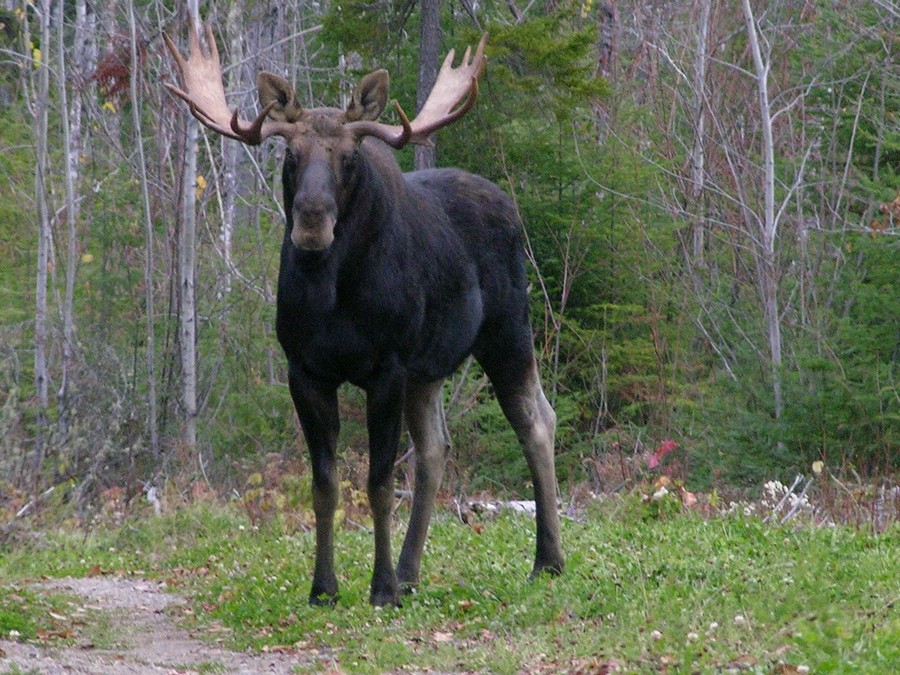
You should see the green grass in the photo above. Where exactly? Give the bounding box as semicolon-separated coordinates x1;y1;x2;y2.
1;500;897;673
0;585;82;643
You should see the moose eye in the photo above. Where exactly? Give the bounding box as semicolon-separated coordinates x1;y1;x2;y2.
341;151;358;175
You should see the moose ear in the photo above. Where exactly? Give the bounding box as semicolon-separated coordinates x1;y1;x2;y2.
257;72;303;122
345;70;389;122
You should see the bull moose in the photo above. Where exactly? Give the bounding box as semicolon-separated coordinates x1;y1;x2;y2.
164;23;564;606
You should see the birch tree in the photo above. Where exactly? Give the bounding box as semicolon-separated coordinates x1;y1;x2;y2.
30;0;52;480
741;0;784;418
129;0;158;457
687;0;709;267
218;0;244;295
56;0;83;440
178;0;202;450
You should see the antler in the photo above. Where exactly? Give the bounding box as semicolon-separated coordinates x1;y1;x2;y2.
163;22;293;144
347;33;488;149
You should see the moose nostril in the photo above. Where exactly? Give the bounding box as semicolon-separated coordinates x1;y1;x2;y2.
299;206;325;219
295;198;336;224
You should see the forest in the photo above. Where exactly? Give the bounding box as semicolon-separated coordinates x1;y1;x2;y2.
0;0;897;516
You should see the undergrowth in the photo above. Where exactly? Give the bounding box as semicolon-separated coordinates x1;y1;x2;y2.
1;488;897;673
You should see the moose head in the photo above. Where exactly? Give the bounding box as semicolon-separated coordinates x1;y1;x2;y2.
164;24;486;252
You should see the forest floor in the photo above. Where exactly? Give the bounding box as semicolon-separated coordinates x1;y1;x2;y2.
0;576;313;674
0;487;897;674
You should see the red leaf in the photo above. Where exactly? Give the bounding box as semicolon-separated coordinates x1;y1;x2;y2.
657;440;678;456
648;440;678;469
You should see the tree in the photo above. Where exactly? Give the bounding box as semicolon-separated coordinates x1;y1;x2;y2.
414;0;440;170
128;0;158;458
29;0;52;484
177;0;202;451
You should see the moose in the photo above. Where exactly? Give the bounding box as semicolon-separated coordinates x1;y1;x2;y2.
164;23;564;606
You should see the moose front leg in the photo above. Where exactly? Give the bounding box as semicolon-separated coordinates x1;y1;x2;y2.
365;370;406;606
288;366;341;605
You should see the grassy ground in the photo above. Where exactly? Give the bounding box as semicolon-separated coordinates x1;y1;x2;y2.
1;496;897;673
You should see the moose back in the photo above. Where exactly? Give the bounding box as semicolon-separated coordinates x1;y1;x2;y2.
164;23;564;606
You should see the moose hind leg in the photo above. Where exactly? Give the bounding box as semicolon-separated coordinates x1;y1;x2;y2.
396;380;450;591
491;360;564;577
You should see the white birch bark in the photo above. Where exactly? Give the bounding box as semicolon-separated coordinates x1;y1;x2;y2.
220;0;243;296
742;0;783;419
129;0;159;458
689;0;710;264
179;1;202;450
32;0;53;477
56;0;80;439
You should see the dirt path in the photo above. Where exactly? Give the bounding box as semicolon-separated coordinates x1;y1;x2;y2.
0;576;324;674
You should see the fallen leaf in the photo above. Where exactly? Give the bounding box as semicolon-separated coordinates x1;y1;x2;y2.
597;659;624;674
680;489;698;508
431;631;454;643
727;654;758;668
36;629;74;640
262;645;295;654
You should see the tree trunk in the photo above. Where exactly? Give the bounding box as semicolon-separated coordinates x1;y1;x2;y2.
179;1;202;450
688;0;710;265
219;0;244;296
742;0;784;419
56;0;81;441
414;0;440;170
31;0;52;483
593;2;616;140
129;0;159;458
102;0;121;150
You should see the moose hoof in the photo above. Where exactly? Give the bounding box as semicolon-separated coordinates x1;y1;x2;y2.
529;559;565;580
309;591;338;607
309;579;339;607
369;572;400;607
396;566;419;595
370;589;400;607
398;581;419;597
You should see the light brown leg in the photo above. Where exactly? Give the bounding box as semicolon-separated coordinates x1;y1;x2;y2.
396;380;450;590
492;360;564;576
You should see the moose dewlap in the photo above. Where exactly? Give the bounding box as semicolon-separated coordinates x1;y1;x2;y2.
164;22;563;607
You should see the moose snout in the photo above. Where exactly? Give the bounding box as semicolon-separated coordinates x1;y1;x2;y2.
292;201;337;251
